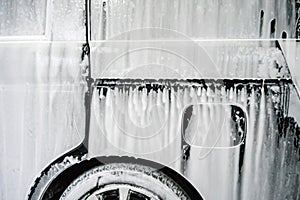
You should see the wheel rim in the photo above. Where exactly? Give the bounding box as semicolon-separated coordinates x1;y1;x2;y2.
83;184;160;200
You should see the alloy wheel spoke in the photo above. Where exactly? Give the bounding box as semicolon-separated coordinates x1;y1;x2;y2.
119;187;130;200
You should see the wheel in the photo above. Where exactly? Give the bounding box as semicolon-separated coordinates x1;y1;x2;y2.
37;156;203;200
